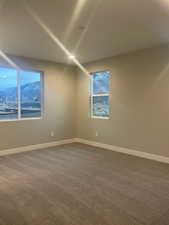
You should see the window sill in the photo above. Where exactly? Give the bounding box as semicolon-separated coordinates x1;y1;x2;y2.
91;116;109;120
0;117;43;123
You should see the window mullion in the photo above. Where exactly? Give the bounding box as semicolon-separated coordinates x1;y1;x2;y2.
17;70;21;120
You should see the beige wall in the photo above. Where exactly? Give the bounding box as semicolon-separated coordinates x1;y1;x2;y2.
2;45;169;157
0;56;76;150
76;45;169;157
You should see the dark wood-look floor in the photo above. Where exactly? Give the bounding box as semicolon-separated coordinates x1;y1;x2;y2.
0;144;169;225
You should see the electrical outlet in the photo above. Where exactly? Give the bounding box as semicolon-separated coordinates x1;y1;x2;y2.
50;131;54;137
96;131;98;137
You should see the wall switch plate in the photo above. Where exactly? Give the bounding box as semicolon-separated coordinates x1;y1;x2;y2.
96;131;98;137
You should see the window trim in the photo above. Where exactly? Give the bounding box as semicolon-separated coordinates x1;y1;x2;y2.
0;117;43;123
90;71;110;119
0;66;44;122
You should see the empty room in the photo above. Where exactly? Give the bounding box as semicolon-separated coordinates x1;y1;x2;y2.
1;0;169;224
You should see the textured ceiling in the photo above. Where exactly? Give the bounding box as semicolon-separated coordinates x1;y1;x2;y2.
0;0;169;64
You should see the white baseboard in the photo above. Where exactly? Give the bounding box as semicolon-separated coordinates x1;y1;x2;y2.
74;138;169;164
1;137;169;165
0;138;76;157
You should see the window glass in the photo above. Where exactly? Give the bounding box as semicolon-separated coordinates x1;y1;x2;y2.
90;71;110;118
0;67;18;120
20;71;42;118
0;67;43;121
92;72;109;94
92;96;109;117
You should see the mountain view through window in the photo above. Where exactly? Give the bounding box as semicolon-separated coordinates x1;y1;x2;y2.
90;71;109;118
0;67;42;120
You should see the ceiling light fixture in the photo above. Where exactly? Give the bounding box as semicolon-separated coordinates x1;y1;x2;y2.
23;0;89;76
69;55;75;60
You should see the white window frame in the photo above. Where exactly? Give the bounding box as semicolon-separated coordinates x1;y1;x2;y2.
90;71;110;119
0;67;44;122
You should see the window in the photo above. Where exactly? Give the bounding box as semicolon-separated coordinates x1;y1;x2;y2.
90;71;110;118
0;67;43;121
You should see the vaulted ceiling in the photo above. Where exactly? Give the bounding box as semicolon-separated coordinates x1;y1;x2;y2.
0;0;169;64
